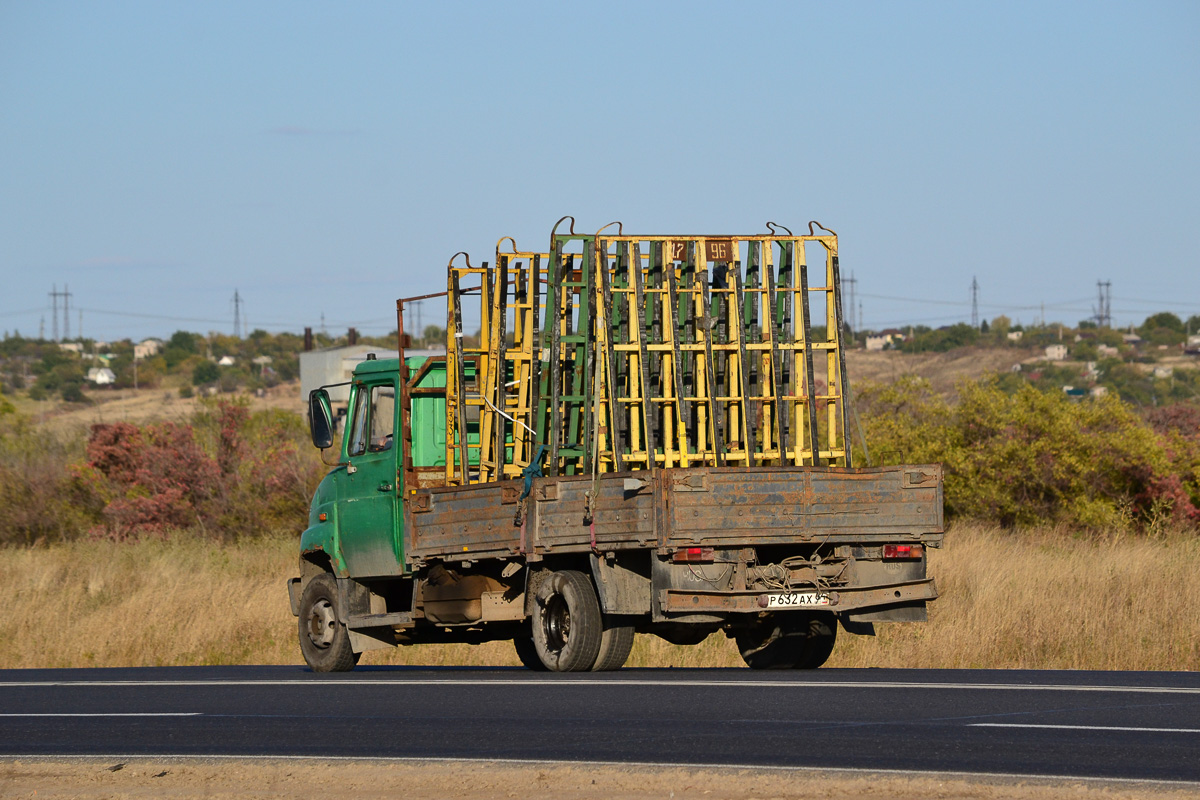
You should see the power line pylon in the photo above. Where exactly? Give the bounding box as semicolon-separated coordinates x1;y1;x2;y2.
48;284;72;341
49;284;58;342
1095;280;1112;328
232;289;243;338
970;276;980;330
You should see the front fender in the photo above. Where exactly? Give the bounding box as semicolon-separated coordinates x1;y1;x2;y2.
300;471;348;577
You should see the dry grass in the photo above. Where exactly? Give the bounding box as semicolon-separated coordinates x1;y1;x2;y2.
3;523;1198;671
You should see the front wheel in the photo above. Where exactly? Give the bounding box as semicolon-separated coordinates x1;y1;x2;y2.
531;570;603;672
298;573;360;673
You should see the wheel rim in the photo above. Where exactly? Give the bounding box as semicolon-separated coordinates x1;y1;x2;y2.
307;598;336;650
542;594;571;653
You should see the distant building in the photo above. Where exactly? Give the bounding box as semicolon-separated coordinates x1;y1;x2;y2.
1153;366;1174;379
1044;344;1068;361
217;355;236;366
300;345;447;413
1007;331;1023;341
1090;386;1108;398
86;367;116;385
1097;344;1119;358
134;339;162;360
1122;333;1143;345
865;335;892;351
865;329;905;351
59;342;83;354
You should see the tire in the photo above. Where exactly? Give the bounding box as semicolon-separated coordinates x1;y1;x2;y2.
735;612;837;670
298;573;360;673
794;613;837;670
591;617;635;672
531;570;603;672
513;633;548;671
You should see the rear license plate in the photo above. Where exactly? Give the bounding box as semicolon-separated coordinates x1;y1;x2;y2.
764;592;831;608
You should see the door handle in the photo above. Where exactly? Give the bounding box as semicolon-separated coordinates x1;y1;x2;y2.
377;483;393;493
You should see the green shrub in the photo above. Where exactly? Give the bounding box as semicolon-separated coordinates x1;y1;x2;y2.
857;375;1187;531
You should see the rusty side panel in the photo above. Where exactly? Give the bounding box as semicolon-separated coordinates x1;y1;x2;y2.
533;473;657;552
406;480;523;560
664;464;943;547
407;465;941;561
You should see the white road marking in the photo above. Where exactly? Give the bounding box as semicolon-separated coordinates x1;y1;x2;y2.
971;723;1200;734
0;713;201;717
1;678;1199;695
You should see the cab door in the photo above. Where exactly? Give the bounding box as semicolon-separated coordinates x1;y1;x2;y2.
337;378;403;577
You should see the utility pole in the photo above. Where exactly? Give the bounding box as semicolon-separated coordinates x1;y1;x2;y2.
231;289;243;338
844;272;857;335
970;276;979;330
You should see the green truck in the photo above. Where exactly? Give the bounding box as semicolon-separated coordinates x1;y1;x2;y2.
289;222;944;672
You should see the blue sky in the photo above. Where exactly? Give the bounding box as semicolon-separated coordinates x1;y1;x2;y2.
1;1;1197;341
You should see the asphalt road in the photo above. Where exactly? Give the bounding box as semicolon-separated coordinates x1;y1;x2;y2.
2;666;1199;782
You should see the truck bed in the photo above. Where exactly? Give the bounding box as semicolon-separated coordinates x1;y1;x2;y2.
404;464;943;564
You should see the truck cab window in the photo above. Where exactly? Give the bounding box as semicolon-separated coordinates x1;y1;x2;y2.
347;386;371;457
369;385;396;452
347;384;396;457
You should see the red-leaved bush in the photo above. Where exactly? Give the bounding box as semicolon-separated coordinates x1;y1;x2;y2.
81;401;325;539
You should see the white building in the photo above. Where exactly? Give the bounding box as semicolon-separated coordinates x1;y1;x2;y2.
217;355;236;366
299;345;448;413
86;367;116;385
1007;331;1023;341
134;339;162;360
865;334;892;351
1097;344;1119;358
1044;344;1068;361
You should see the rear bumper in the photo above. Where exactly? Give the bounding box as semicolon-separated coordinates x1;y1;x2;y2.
658;577;937;615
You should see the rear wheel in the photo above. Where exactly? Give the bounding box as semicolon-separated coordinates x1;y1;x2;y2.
531;570;602;672
298;573;360;673
591;617;635;671
736;612;837;670
794;614;837;669
513;633;548;671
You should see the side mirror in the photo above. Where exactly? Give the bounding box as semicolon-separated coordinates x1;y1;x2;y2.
308;389;335;449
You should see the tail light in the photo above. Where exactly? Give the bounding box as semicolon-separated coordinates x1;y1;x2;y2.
672;546;715;563
883;544;923;560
